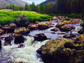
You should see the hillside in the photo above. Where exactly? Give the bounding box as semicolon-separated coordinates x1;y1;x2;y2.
43;0;56;4
0;0;26;7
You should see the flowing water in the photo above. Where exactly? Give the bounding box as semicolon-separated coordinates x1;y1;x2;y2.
0;21;82;63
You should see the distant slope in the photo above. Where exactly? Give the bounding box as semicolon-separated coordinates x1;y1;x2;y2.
43;0;56;4
0;0;27;7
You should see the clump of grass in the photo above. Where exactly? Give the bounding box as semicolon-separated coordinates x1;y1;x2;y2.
0;11;52;25
65;18;71;21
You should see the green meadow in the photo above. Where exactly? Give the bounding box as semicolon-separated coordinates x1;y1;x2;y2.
0;11;52;25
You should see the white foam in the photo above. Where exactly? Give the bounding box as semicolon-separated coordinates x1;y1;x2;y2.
3;36;49;63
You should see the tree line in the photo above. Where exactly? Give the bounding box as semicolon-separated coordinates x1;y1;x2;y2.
0;0;84;16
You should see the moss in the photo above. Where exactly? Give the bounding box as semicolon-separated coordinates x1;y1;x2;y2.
16;17;20;21
41;38;74;54
58;22;64;25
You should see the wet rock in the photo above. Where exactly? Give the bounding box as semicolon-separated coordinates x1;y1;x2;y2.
51;27;59;31
38;22;48;30
51;32;56;34
78;29;83;34
18;43;24;48
4;34;13;45
75;34;84;44
2;24;12;33
59;26;71;32
34;33;47;41
56;32;65;34
56;22;64;28
14;14;30;27
14;34;25;44
0;39;1;49
63;20;76;24
63;34;76;38
37;38;76;63
67;25;75;29
52;16;57;20
0;29;4;34
28;25;38;30
10;23;17;29
14;27;30;35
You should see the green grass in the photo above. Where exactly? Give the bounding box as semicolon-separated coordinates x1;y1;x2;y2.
0;11;52;25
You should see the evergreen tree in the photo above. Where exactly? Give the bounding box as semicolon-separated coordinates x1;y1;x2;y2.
25;3;30;11
40;2;45;14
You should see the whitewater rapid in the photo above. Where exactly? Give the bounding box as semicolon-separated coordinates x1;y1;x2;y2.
2;36;49;63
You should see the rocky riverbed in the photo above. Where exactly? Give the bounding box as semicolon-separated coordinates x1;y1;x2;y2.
0;16;83;63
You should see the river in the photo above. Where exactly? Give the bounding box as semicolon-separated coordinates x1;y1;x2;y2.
0;20;82;63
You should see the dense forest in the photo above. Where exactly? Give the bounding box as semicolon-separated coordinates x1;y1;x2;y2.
0;0;84;18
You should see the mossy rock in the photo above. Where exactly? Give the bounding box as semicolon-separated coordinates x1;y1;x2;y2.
60;26;71;32
38;37;84;63
14;14;30;27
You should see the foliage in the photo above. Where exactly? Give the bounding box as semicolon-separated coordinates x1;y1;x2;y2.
64;18;71;21
68;13;83;18
0;11;52;25
81;19;84;32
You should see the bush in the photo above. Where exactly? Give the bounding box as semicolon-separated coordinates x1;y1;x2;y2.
65;18;71;21
68;13;83;18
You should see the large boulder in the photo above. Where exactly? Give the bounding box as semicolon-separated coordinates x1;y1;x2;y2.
34;33;47;41
38;22;48;30
59;26;71;32
14;34;25;44
37;38;84;63
14;27;30;35
14;14;30;27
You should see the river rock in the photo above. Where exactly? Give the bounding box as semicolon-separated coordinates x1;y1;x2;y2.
34;33;47;41
78;29;83;34
4;34;13;45
56;22;64;28
0;39;1;49
14;27;30;35
37;38;84;63
52;16;57;20
2;24;12;33
14;14;30;27
59;26;71;32
10;23;17;29
51;27;59;31
18;43;25;48
0;29;4;34
38;22;48;30
14;34;25;44
63;34;76;38
28;25;38;30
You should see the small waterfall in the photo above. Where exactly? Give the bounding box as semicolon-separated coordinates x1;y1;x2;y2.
2;36;49;63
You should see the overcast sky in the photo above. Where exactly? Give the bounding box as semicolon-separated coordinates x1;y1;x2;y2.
21;0;46;5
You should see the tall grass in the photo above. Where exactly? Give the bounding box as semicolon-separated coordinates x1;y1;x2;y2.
0;11;52;25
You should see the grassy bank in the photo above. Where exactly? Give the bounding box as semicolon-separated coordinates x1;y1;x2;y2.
0;11;52;25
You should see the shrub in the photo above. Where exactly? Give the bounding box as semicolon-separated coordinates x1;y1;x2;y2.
65;18;71;21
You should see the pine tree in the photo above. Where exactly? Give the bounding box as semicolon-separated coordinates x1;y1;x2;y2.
40;2;45;14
